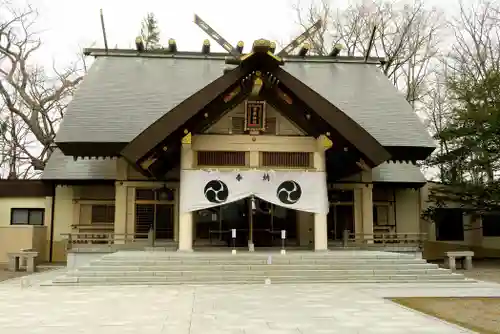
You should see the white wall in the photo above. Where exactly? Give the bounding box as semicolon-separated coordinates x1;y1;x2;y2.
395;189;420;234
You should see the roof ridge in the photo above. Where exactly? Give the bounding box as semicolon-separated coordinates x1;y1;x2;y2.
83;48;385;65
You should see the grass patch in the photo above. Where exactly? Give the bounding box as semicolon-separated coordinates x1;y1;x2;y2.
392;297;500;334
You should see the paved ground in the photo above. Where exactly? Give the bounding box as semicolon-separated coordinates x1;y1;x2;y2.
1;259;500;333
1;266;493;334
460;259;500;284
0;282;477;334
0;265;27;282
0;264;61;282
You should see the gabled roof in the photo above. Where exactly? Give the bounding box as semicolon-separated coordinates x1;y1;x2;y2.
55;54;434;160
284;62;434;149
119;51;390;177
56;56;227;152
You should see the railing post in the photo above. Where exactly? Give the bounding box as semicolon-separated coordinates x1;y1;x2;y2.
280;230;286;255
342;229;349;248
148;227;154;247
231;229;237;254
66;234;72;251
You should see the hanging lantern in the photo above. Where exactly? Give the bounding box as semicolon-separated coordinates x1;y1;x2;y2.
155;185;174;201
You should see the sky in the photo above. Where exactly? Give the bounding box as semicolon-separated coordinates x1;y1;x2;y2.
24;0;461;68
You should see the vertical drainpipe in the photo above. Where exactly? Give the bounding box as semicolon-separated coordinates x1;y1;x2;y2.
49;183;56;262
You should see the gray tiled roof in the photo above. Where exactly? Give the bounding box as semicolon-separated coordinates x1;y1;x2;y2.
43;149;424;184
284;62;434;148
340;162;426;183
56;56;434;149
373;161;426;183
56;57;227;143
42;149;116;180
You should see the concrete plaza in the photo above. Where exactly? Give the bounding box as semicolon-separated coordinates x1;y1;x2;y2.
1;269;499;333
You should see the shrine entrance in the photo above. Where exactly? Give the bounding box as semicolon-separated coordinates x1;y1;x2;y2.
194;197;297;249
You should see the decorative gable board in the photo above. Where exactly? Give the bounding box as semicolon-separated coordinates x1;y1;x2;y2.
205;101;306;136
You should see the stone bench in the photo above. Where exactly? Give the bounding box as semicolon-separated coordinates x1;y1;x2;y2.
7;251;39;273
445;251;474;271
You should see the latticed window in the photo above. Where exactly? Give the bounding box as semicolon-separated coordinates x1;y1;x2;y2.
197;151;246;166
261;152;312;168
91;205;115;224
135;204;154;238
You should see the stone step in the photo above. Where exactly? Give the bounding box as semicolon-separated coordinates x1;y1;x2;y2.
50;274;469;285
68;268;452;277
103;252;421;262
46;279;475;286
81;263;439;272
49;251;470;286
91;258;428;266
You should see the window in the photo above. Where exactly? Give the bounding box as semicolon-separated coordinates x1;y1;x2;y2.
10;208;44;226
482;215;500;237
261;152;312;168
435;208;464;241
197;151;246;166
91;205;115;224
373;205;390;226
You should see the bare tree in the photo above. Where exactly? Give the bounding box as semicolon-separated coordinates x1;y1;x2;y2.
0;2;84;178
420;64;455;181
0;108;35;178
292;0;443;107
447;0;500;83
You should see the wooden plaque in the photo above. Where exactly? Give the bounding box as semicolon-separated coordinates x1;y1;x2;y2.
244;100;266;131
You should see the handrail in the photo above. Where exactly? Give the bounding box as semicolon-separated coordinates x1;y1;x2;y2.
344;231;427;249
61;232;151;250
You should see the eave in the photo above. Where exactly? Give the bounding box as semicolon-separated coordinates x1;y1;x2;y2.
56;142;126;158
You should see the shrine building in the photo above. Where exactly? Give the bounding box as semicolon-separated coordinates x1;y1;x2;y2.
0;35;435;262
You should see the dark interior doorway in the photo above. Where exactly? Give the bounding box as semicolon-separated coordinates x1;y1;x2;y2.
135;203;175;240
327;204;354;241
195;197;297;247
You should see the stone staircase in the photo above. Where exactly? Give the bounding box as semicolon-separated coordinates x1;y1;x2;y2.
46;250;476;286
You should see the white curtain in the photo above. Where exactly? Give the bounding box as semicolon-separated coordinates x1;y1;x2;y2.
253;170;329;214
180;170;328;214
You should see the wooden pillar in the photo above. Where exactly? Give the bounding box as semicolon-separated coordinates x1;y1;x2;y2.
178;142;194;251
361;184;374;243
313;136;328;251
114;182;127;244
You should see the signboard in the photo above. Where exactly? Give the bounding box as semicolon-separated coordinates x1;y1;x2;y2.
245;100;266;131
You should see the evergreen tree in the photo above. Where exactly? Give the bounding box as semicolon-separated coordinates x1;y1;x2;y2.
425;69;500;216
141;13;161;50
